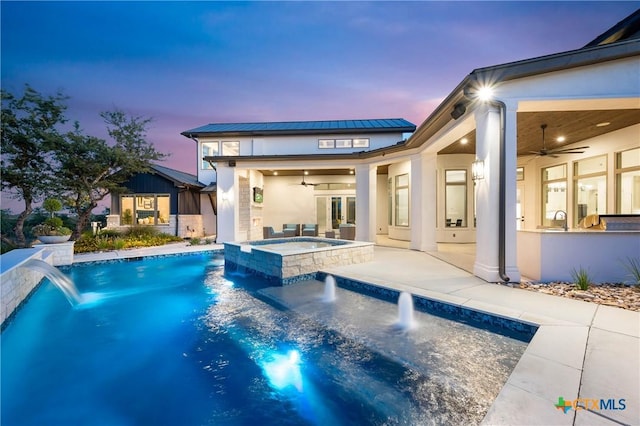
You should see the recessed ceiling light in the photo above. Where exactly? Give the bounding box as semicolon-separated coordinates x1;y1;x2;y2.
460;138;468;144
349;170;354;175
273;171;278;176
304;170;309;175
556;136;566;142
596;122;611;127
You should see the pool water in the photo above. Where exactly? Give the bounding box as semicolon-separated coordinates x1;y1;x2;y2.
1;253;528;425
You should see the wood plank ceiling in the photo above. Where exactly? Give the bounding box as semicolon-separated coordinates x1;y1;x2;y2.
258;109;639;176
438;109;640;155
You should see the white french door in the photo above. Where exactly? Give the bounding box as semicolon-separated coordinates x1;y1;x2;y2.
316;195;355;234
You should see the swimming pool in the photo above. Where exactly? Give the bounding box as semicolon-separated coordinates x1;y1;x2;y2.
1;253;530;425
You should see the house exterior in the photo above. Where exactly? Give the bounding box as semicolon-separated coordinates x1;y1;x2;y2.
181;10;640;284
107;164;213;238
110;11;638;283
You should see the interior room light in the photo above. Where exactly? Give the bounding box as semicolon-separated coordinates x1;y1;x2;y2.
273;171;278;176
349;170;354;174
556;136;566;142
596;122;611;127
304;170;309;175
460;138;468;144
472;159;485;181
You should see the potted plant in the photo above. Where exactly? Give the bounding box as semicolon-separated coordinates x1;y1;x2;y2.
32;198;72;243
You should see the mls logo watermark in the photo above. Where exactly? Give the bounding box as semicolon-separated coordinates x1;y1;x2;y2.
555;396;626;414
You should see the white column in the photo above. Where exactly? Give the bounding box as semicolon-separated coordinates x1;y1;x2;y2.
413;152;437;251
216;165;237;243
410;154;422;250
473;103;501;281
473;102;521;282
355;164;376;242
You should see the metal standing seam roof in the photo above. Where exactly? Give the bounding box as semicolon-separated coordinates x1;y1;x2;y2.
150;164;204;188
182;118;416;136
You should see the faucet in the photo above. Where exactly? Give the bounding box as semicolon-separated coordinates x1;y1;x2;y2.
553;210;568;231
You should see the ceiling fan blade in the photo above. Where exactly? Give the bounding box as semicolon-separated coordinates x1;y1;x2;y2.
551;146;590;153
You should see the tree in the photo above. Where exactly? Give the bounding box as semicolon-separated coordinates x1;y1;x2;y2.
0;86;68;247
55;110;167;239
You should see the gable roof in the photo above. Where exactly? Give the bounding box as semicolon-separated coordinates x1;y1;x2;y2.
149;164;204;188
585;8;640;47
182;118;415;137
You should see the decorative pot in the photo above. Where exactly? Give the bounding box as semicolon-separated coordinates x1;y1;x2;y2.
38;235;71;244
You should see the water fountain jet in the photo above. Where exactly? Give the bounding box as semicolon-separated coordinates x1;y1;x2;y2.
397;291;415;330
322;275;337;302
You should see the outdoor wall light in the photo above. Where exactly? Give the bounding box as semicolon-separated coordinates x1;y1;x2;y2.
221;192;229;202
451;102;467;120
472;159;485;181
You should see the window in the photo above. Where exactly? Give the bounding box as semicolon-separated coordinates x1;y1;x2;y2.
353;138;370;148
318;139;335;149
541;164;567;227
222;141;239;156
616;148;640;214
201;142;219;169
318;138;369;149
336;139;352;148
395;174;409;226
120;194;170;226
445;170;466;227
574;155;606;224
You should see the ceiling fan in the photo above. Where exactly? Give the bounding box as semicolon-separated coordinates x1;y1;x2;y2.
528;124;589;158
300;172;317;187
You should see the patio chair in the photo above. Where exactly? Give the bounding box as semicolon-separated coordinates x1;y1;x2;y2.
301;224;318;236
282;223;300;237
263;226;285;239
339;224;355;240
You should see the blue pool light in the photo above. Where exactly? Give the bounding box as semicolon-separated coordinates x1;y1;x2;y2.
261;349;303;391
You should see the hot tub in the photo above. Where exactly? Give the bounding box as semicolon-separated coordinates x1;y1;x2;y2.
224;237;374;285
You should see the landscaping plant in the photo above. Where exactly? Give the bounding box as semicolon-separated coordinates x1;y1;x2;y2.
571;267;591;291
621;257;640;286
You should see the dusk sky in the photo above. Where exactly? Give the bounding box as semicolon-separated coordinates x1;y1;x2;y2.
1;1;638;190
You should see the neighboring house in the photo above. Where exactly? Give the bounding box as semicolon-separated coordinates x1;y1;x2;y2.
181;10;640;284
107;164;215;238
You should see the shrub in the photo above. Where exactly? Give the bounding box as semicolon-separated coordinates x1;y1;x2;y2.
189;237;201;246
32;223;72;236
113;238;126;250
571;267;591;291
99;229;122;238
125;225;159;238
621;257;640;286
44;217;64;228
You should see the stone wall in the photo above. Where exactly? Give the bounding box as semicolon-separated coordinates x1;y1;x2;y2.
32;241;75;266
177;215;204;238
0;248;49;327
224;238;375;285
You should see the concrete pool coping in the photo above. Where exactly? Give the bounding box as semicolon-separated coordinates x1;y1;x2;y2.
72;243;639;425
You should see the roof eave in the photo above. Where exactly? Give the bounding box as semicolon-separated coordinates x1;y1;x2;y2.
405;39;640;149
181;126;415;139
